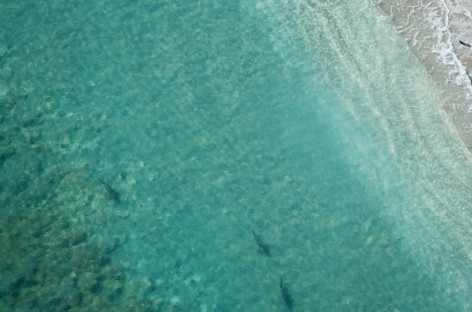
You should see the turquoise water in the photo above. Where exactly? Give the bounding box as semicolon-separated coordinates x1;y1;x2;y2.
2;0;472;311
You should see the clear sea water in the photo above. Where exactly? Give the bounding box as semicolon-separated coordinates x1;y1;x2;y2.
2;0;472;311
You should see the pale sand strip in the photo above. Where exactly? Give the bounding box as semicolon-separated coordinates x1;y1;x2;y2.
379;0;472;151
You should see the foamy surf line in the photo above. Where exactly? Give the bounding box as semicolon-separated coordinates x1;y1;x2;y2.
379;0;472;151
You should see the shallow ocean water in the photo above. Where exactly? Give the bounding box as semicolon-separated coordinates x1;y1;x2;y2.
2;0;472;311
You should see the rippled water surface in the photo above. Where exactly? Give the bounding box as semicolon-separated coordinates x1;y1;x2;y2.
1;1;472;311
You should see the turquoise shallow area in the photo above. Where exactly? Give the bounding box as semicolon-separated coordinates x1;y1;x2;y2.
2;0;472;311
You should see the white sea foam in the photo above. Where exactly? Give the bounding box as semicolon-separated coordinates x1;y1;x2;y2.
436;0;472;102
379;0;472;149
388;0;472;99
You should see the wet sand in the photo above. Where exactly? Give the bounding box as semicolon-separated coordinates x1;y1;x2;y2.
379;0;472;151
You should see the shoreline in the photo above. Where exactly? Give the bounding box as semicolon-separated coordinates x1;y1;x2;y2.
379;0;472;152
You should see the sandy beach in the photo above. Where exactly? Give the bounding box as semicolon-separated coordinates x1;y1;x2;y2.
380;0;472;150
